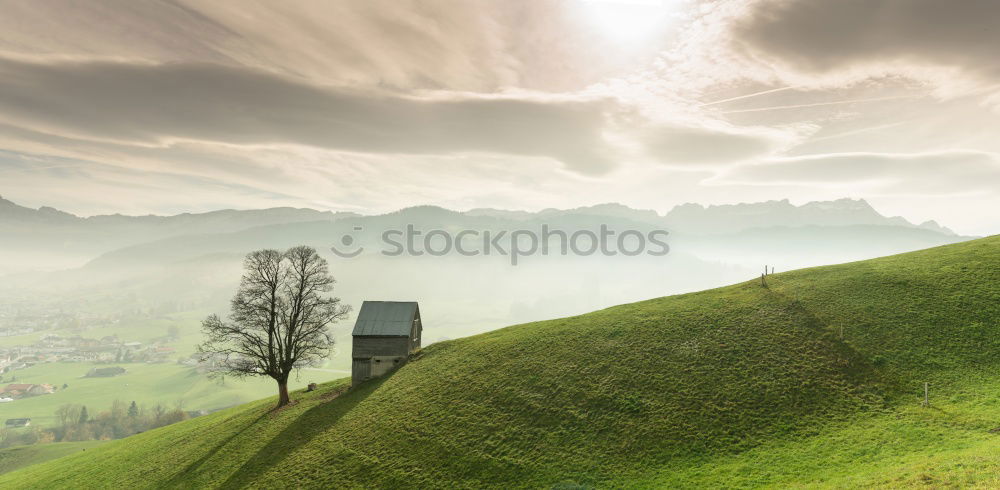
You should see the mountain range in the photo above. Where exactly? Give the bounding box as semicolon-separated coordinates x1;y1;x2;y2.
0;195;962;274
0;195;974;355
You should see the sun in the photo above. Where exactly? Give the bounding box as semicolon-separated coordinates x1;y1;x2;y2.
577;0;680;46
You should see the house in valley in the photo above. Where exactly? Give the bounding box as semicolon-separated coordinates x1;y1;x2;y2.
351;301;422;386
1;383;54;398
4;418;30;427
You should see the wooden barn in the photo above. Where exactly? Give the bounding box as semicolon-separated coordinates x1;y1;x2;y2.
351;301;422;386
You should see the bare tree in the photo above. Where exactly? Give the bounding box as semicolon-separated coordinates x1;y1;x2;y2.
199;246;351;407
55;403;82;431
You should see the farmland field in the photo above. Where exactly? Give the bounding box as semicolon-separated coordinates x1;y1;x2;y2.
0;361;345;428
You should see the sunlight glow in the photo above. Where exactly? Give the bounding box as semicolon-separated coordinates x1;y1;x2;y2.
577;0;679;46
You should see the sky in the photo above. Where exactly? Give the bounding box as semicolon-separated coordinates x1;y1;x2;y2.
0;0;998;235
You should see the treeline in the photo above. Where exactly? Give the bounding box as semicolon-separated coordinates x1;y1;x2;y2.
0;400;189;448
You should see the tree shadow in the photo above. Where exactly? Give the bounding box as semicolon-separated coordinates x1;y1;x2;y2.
217;376;392;489
162;411;269;489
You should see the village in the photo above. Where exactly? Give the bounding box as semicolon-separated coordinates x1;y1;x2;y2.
0;300;264;438
0;334;178;370
0;333;184;404
0;301;120;338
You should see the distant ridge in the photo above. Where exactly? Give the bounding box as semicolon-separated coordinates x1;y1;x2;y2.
469;198;956;235
0;194;956;236
0;195;352;225
0;195;967;276
662;198;956;235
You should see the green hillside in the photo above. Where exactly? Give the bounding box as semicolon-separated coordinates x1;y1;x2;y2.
0;441;106;475
0;311;348;429
1;237;998;488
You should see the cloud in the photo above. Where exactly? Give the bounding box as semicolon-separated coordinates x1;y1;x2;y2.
730;0;1000;91
641;123;791;166
0;148;304;216
0;0;653;92
0;57;620;174
716;150;1000;195
0;141;607;218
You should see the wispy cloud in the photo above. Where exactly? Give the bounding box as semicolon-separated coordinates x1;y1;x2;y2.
729;0;1000;98
0;57;624;174
715;150;1000;196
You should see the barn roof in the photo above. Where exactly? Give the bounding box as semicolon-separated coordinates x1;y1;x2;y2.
3;384;36;391
352;301;419;337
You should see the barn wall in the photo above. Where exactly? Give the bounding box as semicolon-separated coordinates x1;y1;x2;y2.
410;312;422;352
410;320;423;351
370;355;405;377
352;336;413;386
353;336;411;358
351;359;371;386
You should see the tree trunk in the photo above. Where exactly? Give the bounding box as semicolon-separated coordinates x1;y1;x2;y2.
277;380;290;407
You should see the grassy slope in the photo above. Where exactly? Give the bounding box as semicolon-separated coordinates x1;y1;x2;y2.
0;441;106;475
0;311;347;427
644;374;1000;488
0;361;344;428
1;237;997;488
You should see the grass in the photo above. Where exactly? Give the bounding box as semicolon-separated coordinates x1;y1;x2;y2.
0;312;199;350
0;236;996;488
642;373;1000;488
0;308;348;428
0;441;107;475
0;361;345;428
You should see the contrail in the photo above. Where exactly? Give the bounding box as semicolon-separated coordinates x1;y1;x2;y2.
719;94;924;114
700;86;798;107
807;121;910;142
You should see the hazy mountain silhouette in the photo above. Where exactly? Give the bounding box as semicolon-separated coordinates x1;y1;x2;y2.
0;195;355;273
662;198;955;235
0;195;975;365
0;195;966;276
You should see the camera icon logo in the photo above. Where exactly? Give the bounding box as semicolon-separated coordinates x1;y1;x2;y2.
330;226;364;258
